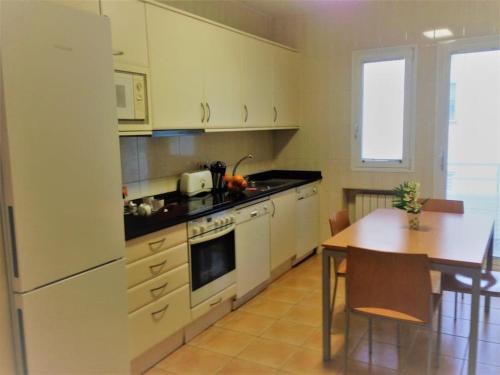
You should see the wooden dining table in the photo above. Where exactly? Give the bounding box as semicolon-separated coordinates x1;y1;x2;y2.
321;208;494;375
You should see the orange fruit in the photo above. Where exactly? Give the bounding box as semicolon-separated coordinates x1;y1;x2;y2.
240;180;248;189
233;175;244;185
227;181;234;190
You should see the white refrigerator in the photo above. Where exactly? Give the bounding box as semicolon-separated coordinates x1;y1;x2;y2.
0;2;129;374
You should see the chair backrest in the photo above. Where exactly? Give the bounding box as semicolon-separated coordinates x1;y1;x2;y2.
347;246;432;323
421;199;464;214
329;209;350;236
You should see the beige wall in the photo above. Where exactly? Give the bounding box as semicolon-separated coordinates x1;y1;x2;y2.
272;1;500;242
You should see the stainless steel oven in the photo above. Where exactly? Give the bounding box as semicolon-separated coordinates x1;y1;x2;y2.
188;209;236;307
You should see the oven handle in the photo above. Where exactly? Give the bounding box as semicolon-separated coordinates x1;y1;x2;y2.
189;225;235;245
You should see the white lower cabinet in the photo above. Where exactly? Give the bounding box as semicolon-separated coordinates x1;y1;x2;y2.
270;190;297;270
129;285;190;359
127;264;189;313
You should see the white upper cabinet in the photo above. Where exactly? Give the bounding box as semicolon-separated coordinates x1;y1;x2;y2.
273;48;300;127
48;0;100;14
241;37;274;128
204;24;243;129
101;0;149;68
146;5;206;129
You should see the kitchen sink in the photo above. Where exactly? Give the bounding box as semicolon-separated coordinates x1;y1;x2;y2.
247;178;302;191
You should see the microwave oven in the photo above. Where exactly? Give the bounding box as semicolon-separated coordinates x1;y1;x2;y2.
114;70;148;122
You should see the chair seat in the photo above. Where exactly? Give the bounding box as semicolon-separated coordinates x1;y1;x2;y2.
336;258;347;275
442;270;500;297
352;293;442;324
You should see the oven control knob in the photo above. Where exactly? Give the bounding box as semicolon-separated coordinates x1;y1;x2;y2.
224;217;230;224
214;219;221;227
199;225;206;233
230;215;235;223
192;227;200;236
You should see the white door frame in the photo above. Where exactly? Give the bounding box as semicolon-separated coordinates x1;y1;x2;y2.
433;35;500;198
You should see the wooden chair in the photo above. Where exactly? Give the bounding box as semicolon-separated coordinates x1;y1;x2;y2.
421;198;464;214
421;198;466;319
328;209;350;313
345;246;442;374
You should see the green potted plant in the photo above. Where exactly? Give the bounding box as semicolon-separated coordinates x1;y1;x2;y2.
392;181;422;230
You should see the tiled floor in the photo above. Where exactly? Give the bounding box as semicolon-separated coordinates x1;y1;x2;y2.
145;254;500;375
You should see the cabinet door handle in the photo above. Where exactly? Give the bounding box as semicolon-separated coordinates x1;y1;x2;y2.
271;200;276;218
149;260;167;275
206;102;211;122
250;210;259;217
244;105;248;123
201;102;206;123
273;106;277;123
151;304;169;321
150;282;169;298
148;238;166;252
112;50;124;56
209;298;222;307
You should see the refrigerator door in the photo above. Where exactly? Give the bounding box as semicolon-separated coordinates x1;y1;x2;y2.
0;2;124;292
15;260;129;375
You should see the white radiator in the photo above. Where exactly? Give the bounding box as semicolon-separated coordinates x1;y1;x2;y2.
354;193;394;221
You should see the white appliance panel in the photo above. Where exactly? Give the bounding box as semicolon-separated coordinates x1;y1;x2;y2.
0;1;124;292
235;202;270;297
15;260;129;375
296;185;320;260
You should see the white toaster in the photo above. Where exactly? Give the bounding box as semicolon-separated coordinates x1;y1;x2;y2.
179;170;213;197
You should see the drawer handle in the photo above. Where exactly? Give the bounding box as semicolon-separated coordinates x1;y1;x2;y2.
150;282;169;298
250;210;258;217
209;298;222;307
151;304;169;321
149;260;167;275
148;238;166;252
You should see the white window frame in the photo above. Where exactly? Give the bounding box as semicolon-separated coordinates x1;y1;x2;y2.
351;45;417;171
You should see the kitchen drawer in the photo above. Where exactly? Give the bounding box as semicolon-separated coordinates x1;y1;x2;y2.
129;285;190;359
126;242;188;288
126;223;187;264
127;264;189;313
191;284;237;321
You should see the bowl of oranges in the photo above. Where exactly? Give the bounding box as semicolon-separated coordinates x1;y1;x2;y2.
224;174;248;194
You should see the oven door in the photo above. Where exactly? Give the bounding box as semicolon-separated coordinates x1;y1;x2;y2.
189;225;236;307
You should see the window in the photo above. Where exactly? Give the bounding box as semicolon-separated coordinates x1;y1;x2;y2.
448;82;457;124
351;46;416;170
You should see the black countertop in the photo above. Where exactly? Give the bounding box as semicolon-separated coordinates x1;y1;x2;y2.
124;170;322;240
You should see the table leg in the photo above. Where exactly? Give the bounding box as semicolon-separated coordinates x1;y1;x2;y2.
485;229;494;313
322;250;331;361
467;268;481;375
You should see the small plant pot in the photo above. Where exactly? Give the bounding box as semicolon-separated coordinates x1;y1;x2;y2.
408;212;420;230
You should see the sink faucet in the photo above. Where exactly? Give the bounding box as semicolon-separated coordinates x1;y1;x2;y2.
232;154;253;176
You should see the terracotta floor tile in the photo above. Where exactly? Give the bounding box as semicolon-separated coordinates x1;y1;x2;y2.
261;319;316;346
297;290;323;306
282;347;343;374
156;345;231;375
349;339;408;371
240;296;293;319
188;326;255;356
237;337;298;369
344;359;399;374
403;352;464;375
282;304;322;327
259;286;309;304
462;361;500;375
214;310;275;335
471;340;500;367
215;358;278;375
274;274;322;291
413;331;468;360
143;367;176;375
369;320;418;348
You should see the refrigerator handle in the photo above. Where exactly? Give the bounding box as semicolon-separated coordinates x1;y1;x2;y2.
17;309;28;374
8;206;19;278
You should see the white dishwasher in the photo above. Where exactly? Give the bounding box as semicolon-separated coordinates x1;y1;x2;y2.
295;183;320;263
235;200;271;299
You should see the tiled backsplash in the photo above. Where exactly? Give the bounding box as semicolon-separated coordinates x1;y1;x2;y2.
120;132;274;198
